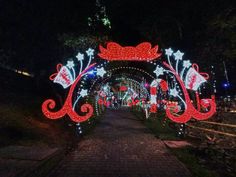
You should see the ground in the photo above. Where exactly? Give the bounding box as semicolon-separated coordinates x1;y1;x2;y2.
47;108;191;177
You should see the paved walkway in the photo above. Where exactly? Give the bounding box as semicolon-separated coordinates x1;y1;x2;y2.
48;109;192;177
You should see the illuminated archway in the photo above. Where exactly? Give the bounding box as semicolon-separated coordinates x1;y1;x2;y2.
42;42;216;123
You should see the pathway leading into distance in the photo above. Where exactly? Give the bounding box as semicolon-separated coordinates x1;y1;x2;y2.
48;109;192;177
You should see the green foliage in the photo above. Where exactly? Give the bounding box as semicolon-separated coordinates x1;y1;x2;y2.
0;87;77;148
209;9;236;60
58;33;109;50
172;147;219;177
132;107;178;140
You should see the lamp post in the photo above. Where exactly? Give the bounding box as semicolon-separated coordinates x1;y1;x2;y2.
223;61;230;96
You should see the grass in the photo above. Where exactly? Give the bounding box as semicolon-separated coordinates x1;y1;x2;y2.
171;147;219;177
0;83;78;148
131;107;179;140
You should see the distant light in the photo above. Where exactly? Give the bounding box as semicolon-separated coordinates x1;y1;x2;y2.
144;83;149;87
223;83;230;88
14;69;34;77
88;71;94;75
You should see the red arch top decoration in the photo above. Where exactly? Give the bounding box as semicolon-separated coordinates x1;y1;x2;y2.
98;42;162;61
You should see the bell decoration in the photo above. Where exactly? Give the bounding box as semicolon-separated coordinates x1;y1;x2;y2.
49;64;75;89
184;64;209;91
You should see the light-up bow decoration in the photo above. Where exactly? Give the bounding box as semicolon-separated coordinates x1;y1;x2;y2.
153;48;216;123
42;48;107;123
98;42;162;61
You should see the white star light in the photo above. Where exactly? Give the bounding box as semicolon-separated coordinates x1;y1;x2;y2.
66;61;75;69
86;48;95;56
102;18;111;26
173;50;184;60
169;88;179;97
79;89;88;97
154;66;164;77
165;48;173;56
76;52;84;61
96;67;106;77
183;60;191;68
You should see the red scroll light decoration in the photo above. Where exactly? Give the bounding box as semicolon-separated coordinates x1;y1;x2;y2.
42;63;96;123
98;42;162;61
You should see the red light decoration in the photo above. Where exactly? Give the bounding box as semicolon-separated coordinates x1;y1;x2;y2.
166;101;179;112
98;42;162;61
163;62;216;123
150;80;157;113
150;87;156;95
160;80;168;92
98;99;104;105
120;86;127;91
150;104;157;113
42;63;96;123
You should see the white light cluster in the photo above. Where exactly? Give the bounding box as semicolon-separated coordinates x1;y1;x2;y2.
96;67;106;77
153;65;164;77
80;89;88;97
173;50;184;60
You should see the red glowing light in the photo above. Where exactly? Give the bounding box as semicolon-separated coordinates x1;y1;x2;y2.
163;62;216;123
98;99;104;105
120;86;127;91
42;63;96;123
150;104;157;113
160;80;168;92
98;42;162;61
150;87;157;95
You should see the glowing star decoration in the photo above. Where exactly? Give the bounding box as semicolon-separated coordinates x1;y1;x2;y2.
80;89;88;97
169;88;178;97
180;60;192;79
173;50;184;60
42;63;95;123
154;66;164;77
163;60;216;123
76;53;84;61
102;17;111;28
96;67;106;77
173;50;184;74
66;61;75;69
86;48;95;57
165;48;173;56
183;60;191;68
42;42;216;125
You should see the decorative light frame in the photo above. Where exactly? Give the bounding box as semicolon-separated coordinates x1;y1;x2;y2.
42;42;216;124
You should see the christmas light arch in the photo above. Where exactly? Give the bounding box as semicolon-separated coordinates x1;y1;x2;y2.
92;75;151;110
42;42;216;123
88;73;150;97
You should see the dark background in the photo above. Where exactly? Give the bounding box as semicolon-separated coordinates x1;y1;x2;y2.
0;0;235;95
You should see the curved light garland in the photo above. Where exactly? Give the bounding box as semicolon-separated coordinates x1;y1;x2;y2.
42;42;216;124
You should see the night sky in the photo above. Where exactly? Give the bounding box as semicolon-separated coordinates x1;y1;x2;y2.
0;0;235;95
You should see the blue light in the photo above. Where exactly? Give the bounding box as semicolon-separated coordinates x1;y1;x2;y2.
223;82;230;88
88;70;94;75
